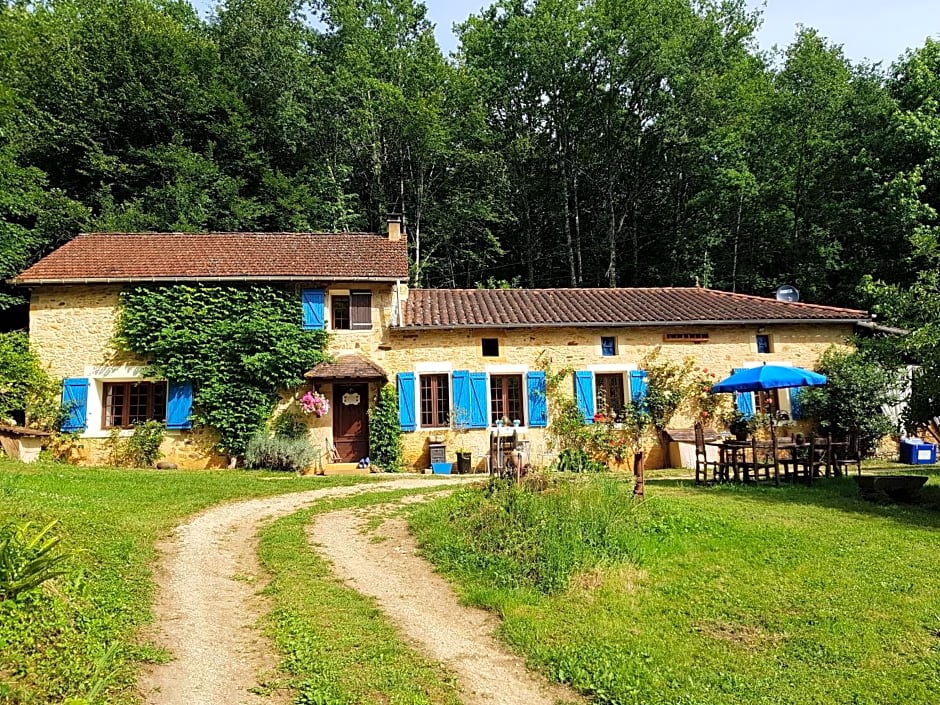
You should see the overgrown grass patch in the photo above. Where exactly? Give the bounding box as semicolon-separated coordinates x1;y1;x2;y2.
257;489;463;705
0;458;377;704
409;470;940;704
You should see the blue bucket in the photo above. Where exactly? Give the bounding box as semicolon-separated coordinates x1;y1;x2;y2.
431;462;453;475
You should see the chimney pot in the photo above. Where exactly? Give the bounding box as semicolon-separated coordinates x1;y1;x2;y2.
386;213;402;241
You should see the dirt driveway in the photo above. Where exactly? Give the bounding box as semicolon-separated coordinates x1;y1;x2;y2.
139;476;580;705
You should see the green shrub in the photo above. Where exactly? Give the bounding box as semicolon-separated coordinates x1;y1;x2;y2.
0;331;62;429
105;421;165;467
244;432;318;472
410;477;642;594
271;409;308;440
368;383;402;472
552;448;607;473
798;347;898;454
0;520;68;601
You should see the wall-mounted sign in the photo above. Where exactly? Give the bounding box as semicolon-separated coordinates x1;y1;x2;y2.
342;391;361;406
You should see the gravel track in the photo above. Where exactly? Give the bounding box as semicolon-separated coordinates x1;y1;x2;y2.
138;477;472;705
138;475;579;705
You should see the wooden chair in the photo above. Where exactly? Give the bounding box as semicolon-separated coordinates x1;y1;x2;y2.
694;423;723;484
831;430;862;477
742;435;776;483
786;435;826;484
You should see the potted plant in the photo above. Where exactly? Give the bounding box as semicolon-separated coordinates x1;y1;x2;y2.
455;447;472;474
451;407;472;473
727;409;750;441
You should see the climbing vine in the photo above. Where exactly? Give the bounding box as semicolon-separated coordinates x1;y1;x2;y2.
115;285;329;456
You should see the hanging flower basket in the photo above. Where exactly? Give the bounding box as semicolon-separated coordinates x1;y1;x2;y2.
300;391;330;417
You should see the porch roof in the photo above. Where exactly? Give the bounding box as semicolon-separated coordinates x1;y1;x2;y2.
305;354;388;381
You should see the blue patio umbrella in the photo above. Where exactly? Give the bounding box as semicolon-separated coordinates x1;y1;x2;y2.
710;365;827;393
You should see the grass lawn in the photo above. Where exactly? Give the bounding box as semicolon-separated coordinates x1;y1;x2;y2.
0;458;385;704
257;493;465;705
409;463;940;705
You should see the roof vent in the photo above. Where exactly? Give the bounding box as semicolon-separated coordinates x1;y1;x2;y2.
775;284;799;303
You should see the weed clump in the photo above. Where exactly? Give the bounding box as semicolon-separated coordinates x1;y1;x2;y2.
410;476;643;594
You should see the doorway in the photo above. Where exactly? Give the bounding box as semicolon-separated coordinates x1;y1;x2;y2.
332;383;369;462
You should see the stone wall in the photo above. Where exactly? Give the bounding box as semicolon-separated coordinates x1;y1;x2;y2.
364;322;855;471
28;282;856;470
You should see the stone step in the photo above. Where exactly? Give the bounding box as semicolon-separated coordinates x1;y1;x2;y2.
323;462;371;476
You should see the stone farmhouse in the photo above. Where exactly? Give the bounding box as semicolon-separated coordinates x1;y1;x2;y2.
11;219;877;470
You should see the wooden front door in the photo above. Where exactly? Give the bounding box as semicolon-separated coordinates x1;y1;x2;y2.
332;383;369;462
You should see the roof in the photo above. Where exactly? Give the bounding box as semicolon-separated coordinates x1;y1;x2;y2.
11;232;409;284
305;354;388;381
399;288;871;329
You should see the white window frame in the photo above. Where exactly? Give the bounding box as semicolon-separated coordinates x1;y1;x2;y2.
81;365;170;438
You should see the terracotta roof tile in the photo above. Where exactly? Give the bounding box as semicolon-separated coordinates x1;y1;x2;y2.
400;288;870;328
305;354;388;380
11;232;408;283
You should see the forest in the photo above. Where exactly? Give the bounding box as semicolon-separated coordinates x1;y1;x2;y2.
1;0;939;339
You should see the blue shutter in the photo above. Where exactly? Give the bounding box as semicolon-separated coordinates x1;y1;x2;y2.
301;289;325;330
61;378;89;432
452;370;471;428
629;370;649;408
397;373;416;431
527;371;547;427
469;372;488;428
789;387;803;420
166;381;193;430
732;368;755;418
574;370;594;423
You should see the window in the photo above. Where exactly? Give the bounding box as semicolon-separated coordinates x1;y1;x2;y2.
103;381;167;429
481;338;499;357
331;291;372;330
490;374;523;425
756;334;772;354
754;389;780;415
595;373;625;418
420;374;450;427
601;336;617;356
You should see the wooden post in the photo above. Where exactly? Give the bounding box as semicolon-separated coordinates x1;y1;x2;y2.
633;451;645;499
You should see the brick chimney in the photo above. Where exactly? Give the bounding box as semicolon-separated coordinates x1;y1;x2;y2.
386;213;403;242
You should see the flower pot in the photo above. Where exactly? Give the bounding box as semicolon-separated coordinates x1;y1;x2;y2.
456;451;472;474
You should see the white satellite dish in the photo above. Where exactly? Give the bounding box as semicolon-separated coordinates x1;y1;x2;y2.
775;284;800;303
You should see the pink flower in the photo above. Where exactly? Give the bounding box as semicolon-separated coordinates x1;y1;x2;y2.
301;391;330;417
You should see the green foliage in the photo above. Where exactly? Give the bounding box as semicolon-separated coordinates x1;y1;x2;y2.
106;421;165;467
410;476;642;594
0;331;61;428
552;448;606;473
244;431;317;472
270;408;308;440
641;349;697;434
0;519;68;601
368;383;403;472
412;472;940;704
115;284;328;456
798;346;899;454
0;457;372;704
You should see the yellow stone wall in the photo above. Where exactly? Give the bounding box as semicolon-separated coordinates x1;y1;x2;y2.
28;283;856;470
366;323;855;471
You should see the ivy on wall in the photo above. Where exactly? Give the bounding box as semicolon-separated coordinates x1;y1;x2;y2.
115;285;329;456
